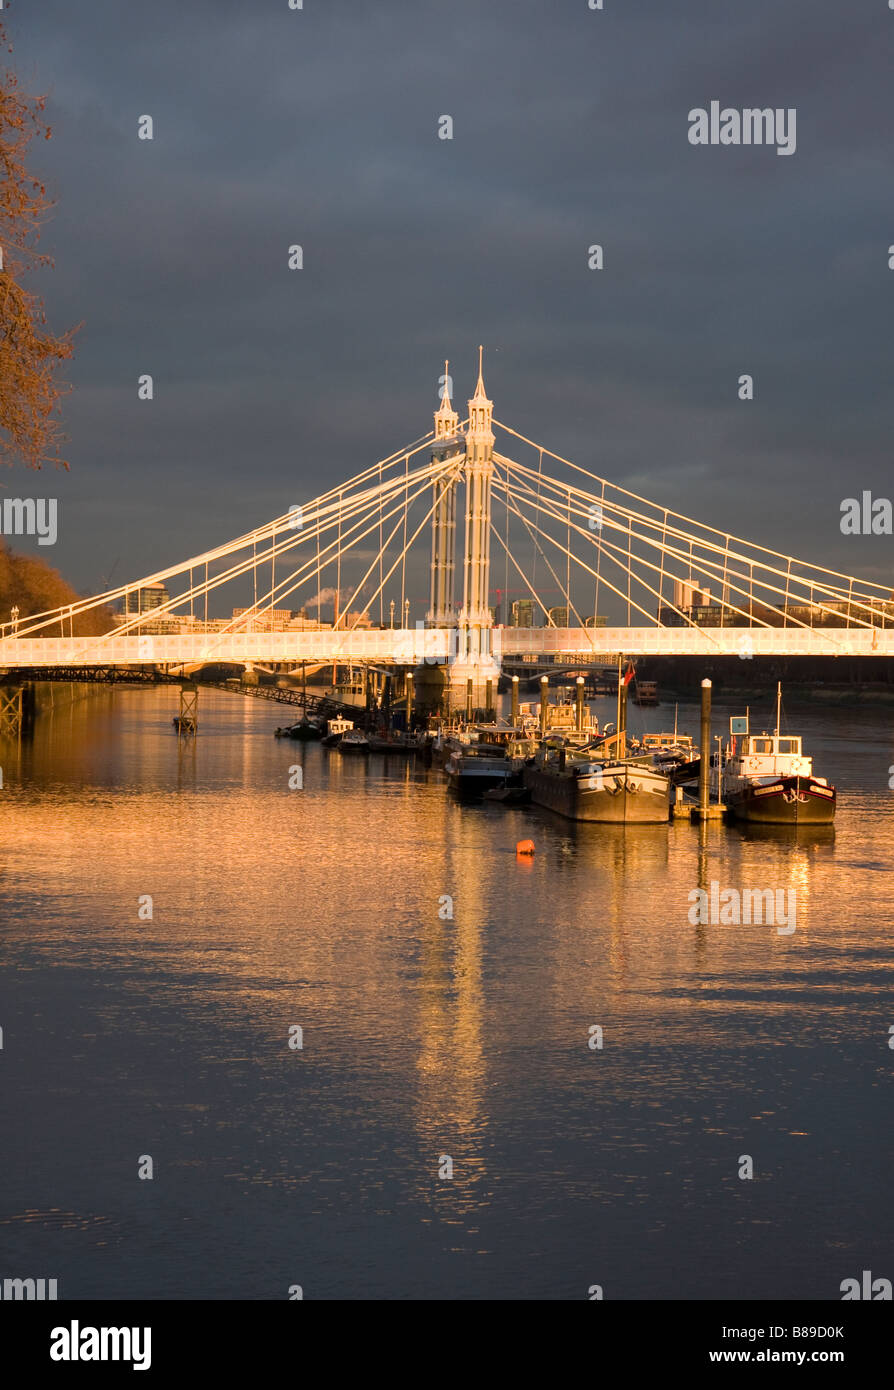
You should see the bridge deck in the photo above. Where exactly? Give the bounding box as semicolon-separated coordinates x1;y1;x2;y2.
1;626;892;668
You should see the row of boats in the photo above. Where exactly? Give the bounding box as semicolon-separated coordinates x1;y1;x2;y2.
275;715;421;755
441;693;836;827
275;688;837;827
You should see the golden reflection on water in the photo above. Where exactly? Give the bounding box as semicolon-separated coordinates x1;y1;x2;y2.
2;686;894;1220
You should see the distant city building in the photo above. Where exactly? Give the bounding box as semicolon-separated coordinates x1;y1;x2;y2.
511;598;536;627
584;615;608;628
193;618;233;633
124;582;170;617
656;597;894;629
340;611;373;629
232;607;293;632
673;581;711;609
548;605;569;627
113;612;232;635
288;614;332;630
133;616;182;635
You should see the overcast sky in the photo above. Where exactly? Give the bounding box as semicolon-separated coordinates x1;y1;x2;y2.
6;0;894;614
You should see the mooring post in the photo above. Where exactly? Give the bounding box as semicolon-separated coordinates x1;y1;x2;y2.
465;678;473;723
576;675;585;733
539;675;549;736
405;670;413;729
699;678;712;820
510;674;519;726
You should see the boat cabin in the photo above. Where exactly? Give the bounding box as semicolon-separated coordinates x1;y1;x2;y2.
451;743;509;761
727;733;812;779
642;733;694;753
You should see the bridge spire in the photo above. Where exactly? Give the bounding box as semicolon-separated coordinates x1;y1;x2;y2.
472;344;487;402
434;359;458;438
427;361;461;630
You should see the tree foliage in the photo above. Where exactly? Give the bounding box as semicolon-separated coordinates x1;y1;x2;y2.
0;14;76;469
0;540;113;635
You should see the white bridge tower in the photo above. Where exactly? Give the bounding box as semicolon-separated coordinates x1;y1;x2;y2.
449;348;501;707
426;362;462;629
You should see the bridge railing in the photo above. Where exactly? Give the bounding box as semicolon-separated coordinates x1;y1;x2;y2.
1;625;893;667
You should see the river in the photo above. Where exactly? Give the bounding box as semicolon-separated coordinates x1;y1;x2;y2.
1;686;892;1299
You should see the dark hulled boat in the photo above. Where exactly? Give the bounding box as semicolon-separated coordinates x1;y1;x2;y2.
276;714;322;741
524;743;671;823
338;729;371;754
321;716;354;747
445;744;512;797
722;733;836;824
721;690;835;825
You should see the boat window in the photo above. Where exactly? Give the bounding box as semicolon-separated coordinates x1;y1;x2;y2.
775;738;800;754
750;738;772;753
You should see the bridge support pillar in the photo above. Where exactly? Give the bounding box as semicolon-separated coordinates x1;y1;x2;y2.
0;686;24;738
177;684;198;739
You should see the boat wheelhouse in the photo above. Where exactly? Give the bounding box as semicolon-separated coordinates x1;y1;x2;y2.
322;716;354;747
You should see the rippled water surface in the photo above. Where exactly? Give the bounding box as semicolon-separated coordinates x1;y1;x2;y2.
1;687;892;1299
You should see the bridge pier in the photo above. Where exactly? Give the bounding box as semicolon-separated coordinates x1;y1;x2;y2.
0;686;25;738
176;684;199;738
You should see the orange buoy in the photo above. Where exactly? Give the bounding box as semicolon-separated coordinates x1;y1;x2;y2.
516;839;535;856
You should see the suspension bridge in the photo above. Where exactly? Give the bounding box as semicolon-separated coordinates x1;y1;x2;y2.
1;351;892;713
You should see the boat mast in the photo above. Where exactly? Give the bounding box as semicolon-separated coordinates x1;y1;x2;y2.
775;681;782;740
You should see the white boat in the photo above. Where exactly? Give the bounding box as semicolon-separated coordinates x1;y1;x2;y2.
322;716;354;747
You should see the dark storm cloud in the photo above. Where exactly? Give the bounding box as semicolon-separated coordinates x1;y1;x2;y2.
5;0;893;601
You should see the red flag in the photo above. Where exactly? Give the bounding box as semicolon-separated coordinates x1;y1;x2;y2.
622;661;635;687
